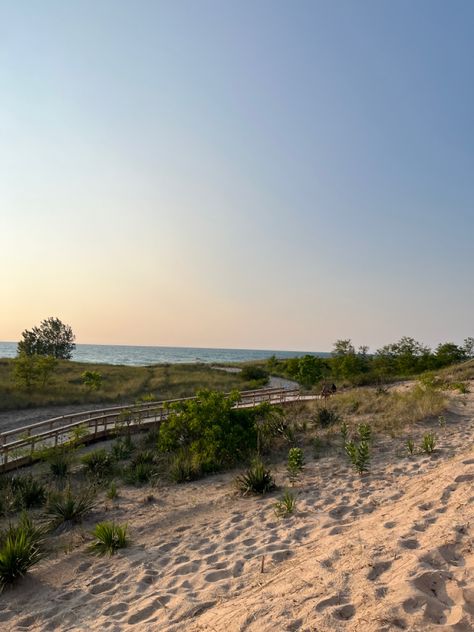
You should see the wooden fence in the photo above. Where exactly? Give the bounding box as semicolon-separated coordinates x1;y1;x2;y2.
0;387;304;472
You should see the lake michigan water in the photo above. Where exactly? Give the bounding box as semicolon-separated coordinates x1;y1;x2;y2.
0;341;328;366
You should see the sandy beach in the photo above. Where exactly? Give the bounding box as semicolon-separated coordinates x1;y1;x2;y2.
0;384;473;631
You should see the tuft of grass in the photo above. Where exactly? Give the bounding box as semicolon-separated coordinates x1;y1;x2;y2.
236;459;276;495
90;522;129;556
46;486;96;530
123;462;156;486
274;489;297;517
316;407;340;428
406;438;416;455
106;482;118;500
421;433;437;454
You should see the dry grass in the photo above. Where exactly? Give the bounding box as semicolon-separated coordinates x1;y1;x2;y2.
0;360;263;411
307;384;448;436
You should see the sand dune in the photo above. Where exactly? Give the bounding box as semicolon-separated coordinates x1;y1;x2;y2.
1;387;473;631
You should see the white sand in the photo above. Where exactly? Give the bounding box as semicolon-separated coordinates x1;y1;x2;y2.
1;386;473;631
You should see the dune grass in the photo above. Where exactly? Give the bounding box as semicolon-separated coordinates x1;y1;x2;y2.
0;359;265;411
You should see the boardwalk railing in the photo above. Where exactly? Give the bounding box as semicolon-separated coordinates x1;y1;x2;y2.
0;387;303;472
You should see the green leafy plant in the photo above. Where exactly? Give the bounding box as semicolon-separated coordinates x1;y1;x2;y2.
274;489;297;517
340;421;349;444
81;370;103;391
287;447;304;482
358;423;372;443
90;522;129;556
345;440;370;474
421;433;437;454
47;486;96;530
236;459;276;495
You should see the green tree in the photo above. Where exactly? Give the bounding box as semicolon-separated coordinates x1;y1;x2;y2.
435;342;466;367
297;355;327;388
17;317;75;359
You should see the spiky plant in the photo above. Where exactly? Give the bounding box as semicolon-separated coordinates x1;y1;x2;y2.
47;486;96;530
90;522;129;556
274;490;297;517
236;459;276;495
0;515;44;590
10;475;46;510
287;447;304;483
421;433;437;454
406;438;415;455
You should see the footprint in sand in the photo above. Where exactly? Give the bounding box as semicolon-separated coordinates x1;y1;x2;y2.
204;569;232;582
399;537;419;550
367;560;392;581
332;604;356;620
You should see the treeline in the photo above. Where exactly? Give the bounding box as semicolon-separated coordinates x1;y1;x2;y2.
267;337;474;388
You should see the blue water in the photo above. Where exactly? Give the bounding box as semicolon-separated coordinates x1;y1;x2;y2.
0;341;328;366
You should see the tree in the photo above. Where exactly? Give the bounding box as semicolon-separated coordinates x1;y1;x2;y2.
17;317;75;359
297;355;327;388
435;342;466;367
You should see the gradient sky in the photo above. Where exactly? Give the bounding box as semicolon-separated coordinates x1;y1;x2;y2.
1;1;473;352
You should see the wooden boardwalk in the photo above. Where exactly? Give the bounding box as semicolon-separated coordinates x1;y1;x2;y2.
0;387;317;472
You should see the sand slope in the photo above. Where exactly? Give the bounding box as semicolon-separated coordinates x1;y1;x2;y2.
1;388;473;631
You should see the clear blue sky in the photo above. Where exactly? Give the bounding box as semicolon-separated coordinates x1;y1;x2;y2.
1;1;473;351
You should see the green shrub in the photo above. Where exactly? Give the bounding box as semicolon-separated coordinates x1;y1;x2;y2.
47;486;95;530
421;433;437;454
158;390;259;473
81;370;103;391
287;447;304;482
274;489;297;517
340;421;349;444
345;440;370;474
240;366;269;382
90;522;129;556
236;459;276;495
316;407;340;428
82;449;114;479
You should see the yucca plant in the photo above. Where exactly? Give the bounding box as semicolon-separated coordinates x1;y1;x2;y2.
345;440;370;474
81;449;114;480
90;522;129;556
236;459;276;495
316;408;340;428
123;462;155;485
421;433;437;454
10;475;46;510
111;437;134;461
0;515;45;590
274;489;297;517
47;486;96;530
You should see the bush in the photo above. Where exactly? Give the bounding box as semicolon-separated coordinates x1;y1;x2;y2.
82;449;114;479
236;459;276;495
111;436;134;461
47;486;95;530
316;407;340;428
81;370;103;391
90;522;129;556
158;390;258;473
274;489;297;517
240;366;269;382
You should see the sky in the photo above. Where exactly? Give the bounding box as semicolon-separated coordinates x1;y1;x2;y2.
1;0;473;352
